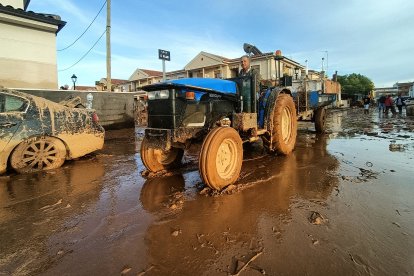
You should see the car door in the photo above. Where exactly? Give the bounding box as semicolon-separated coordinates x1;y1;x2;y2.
0;93;29;152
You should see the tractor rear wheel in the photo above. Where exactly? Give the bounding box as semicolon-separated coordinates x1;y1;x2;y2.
314;107;327;133
265;94;297;155
141;137;184;172
199;127;243;190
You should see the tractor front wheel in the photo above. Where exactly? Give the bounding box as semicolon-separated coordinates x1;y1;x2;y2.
199;127;243;190
140;137;184;172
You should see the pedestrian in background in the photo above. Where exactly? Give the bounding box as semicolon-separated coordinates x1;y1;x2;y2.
363;95;371;114
396;94;404;115
384;95;396;115
378;95;386;113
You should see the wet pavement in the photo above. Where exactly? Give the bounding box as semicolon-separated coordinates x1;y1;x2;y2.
1;108;413;275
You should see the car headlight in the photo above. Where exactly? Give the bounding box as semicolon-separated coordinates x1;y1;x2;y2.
147;90;169;100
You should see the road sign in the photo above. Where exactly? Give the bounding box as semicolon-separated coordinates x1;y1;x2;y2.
158;49;170;61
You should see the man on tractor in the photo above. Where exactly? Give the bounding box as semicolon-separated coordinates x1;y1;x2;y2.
239;55;261;96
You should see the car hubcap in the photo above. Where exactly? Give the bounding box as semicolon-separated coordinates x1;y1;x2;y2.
22;141;58;169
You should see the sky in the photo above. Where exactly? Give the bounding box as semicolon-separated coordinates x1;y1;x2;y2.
29;0;414;88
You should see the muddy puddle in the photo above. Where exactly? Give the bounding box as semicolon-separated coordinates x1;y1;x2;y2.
0;108;413;275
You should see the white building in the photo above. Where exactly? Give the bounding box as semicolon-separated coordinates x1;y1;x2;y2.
0;0;65;89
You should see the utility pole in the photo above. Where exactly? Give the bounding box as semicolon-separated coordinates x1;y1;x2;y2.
305;59;308;76
106;0;111;92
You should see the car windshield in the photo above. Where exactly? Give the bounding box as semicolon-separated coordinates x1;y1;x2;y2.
0;93;29;113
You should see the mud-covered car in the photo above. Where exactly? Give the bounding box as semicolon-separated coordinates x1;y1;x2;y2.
0;88;105;174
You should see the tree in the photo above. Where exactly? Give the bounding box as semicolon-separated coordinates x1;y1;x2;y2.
337;73;374;96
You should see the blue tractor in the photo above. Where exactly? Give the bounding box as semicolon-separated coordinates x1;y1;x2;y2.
140;75;298;190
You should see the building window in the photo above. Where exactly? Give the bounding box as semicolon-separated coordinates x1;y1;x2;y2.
252;65;260;74
214;70;222;79
231;68;239;77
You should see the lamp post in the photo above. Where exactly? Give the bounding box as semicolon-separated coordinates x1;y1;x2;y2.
71;74;77;90
294;66;300;80
321;57;325;72
322;50;328;76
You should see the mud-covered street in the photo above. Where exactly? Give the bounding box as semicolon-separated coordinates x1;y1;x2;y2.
1;108;413;276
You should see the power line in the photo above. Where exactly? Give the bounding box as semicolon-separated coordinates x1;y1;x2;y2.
58;0;107;51
58;29;106;72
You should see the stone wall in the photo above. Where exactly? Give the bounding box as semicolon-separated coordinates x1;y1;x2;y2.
20;89;137;129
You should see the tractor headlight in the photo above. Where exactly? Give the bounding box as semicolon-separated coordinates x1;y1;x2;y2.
147;92;156;100
159;90;169;99
147;90;170;100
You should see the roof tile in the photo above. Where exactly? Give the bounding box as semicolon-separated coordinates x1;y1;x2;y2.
0;3;66;33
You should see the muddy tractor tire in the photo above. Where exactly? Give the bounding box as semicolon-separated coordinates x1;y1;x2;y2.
10;136;67;174
140;137;184;172
265;94;297;155
314;107;327;133
140;174;185;212
199;127;243;190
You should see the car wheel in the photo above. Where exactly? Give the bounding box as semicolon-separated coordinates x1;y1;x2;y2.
140;137;184;172
314;107;327;133
10;136;67;173
264;94;297;155
199;127;243;190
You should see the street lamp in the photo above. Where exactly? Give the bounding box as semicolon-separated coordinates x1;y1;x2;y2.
294;67;300;80
71;74;77;90
322;50;328;76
